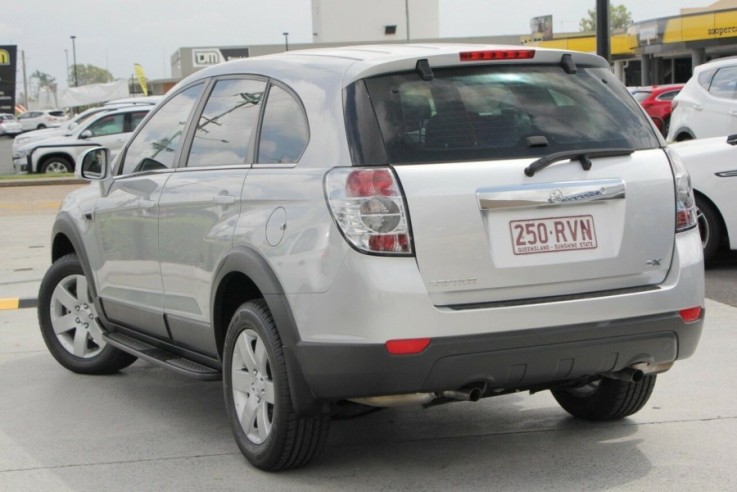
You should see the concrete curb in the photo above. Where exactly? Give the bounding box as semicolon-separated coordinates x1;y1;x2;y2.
0;297;38;310
0;178;87;188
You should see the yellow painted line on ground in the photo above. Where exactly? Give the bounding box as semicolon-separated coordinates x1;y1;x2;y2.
0;298;20;310
0;298;37;310
0;201;62;210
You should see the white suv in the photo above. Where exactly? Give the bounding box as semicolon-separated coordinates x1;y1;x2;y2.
668;56;737;141
13;106;150;173
39;45;704;471
16;109;68;131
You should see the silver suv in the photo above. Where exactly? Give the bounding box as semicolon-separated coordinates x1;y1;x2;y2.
39;45;705;471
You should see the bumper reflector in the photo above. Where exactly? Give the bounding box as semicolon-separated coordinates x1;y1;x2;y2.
679;306;702;323
385;338;431;355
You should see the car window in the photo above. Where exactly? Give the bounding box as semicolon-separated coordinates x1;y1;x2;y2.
120;83;204;175
87;114;126;136
358;64;660;165
708;66;737;98
698;68;717;90
186;78;266;167
656;90;680;101
631;91;651;102
130;111;148;131
257;84;309;164
49;110;65;117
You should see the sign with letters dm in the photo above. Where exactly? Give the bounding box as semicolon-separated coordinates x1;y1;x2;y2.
0;45;17;114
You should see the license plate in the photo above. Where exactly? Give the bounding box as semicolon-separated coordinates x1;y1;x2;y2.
510;215;598;255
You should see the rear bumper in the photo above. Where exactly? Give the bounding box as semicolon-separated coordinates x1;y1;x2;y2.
284;228;704;401
290;310;702;400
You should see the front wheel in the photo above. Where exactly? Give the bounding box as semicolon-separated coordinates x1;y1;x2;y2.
40;156;73;174
38;254;137;374
551;374;656;421
223;300;330;471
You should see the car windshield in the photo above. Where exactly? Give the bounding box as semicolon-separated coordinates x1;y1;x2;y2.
352;64;660;165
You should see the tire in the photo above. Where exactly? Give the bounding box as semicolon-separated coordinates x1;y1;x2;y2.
551;375;656;421
38;254;137;374
696;196;722;264
40;156;73;174
223;300;330;471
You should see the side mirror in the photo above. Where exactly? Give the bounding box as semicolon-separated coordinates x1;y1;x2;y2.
79;129;93;139
79;147;110;180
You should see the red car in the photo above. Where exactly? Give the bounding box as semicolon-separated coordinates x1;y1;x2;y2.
630;84;684;135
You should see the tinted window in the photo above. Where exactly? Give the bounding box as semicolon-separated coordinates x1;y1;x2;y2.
49;110;65;117
186;78;265;167
121;83;204;174
257;85;309;164
359;64;660;165
708;66;737;98
87;114;125;136
130;111;149;130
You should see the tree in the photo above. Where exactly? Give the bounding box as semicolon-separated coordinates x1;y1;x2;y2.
579;4;632;33
31;70;56;99
68;64;114;87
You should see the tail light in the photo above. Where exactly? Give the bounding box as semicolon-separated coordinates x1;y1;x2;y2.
665;148;697;232
325;167;413;255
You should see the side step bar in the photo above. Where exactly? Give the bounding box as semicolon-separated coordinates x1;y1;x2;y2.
104;332;222;381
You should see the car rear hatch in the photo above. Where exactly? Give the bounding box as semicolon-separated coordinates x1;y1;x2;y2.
347;48;674;306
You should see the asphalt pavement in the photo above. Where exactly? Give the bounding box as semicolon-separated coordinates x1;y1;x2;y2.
2;162;737;490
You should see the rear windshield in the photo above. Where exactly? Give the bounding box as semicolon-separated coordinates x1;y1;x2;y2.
351;64;660;165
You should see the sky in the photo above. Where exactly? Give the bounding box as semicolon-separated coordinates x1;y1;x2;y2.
2;0;718;93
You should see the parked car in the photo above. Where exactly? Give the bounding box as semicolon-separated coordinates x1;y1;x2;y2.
670;134;737;263
668;56;737;141
0;113;23;136
16;109;68;131
630;84;684;135
13;106;150;173
13;101;160;154
38;44;704;471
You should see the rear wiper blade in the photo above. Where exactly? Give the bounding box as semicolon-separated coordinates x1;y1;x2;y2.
524;148;635;177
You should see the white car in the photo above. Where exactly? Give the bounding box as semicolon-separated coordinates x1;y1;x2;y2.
668;56;737;142
16;109;68;131
670;135;737;262
13;102;159;154
13;106;150;173
0;113;23;136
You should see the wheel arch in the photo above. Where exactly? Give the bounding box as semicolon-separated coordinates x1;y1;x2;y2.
36;151;75;172
212;246;322;416
694;189;728;244
672;127;695;141
51;213;98;300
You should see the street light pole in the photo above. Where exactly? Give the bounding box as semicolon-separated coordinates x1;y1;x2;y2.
283;32;289;52
70;35;78;87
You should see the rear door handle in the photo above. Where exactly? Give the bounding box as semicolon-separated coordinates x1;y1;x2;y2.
693;104;703;111
140;199;156;209
730;110;737;117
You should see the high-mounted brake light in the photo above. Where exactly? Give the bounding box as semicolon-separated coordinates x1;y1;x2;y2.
325;167;413;255
385;338;431;355
460;50;535;61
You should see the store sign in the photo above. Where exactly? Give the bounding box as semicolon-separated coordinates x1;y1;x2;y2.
0;45;17;114
192;48;250;67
